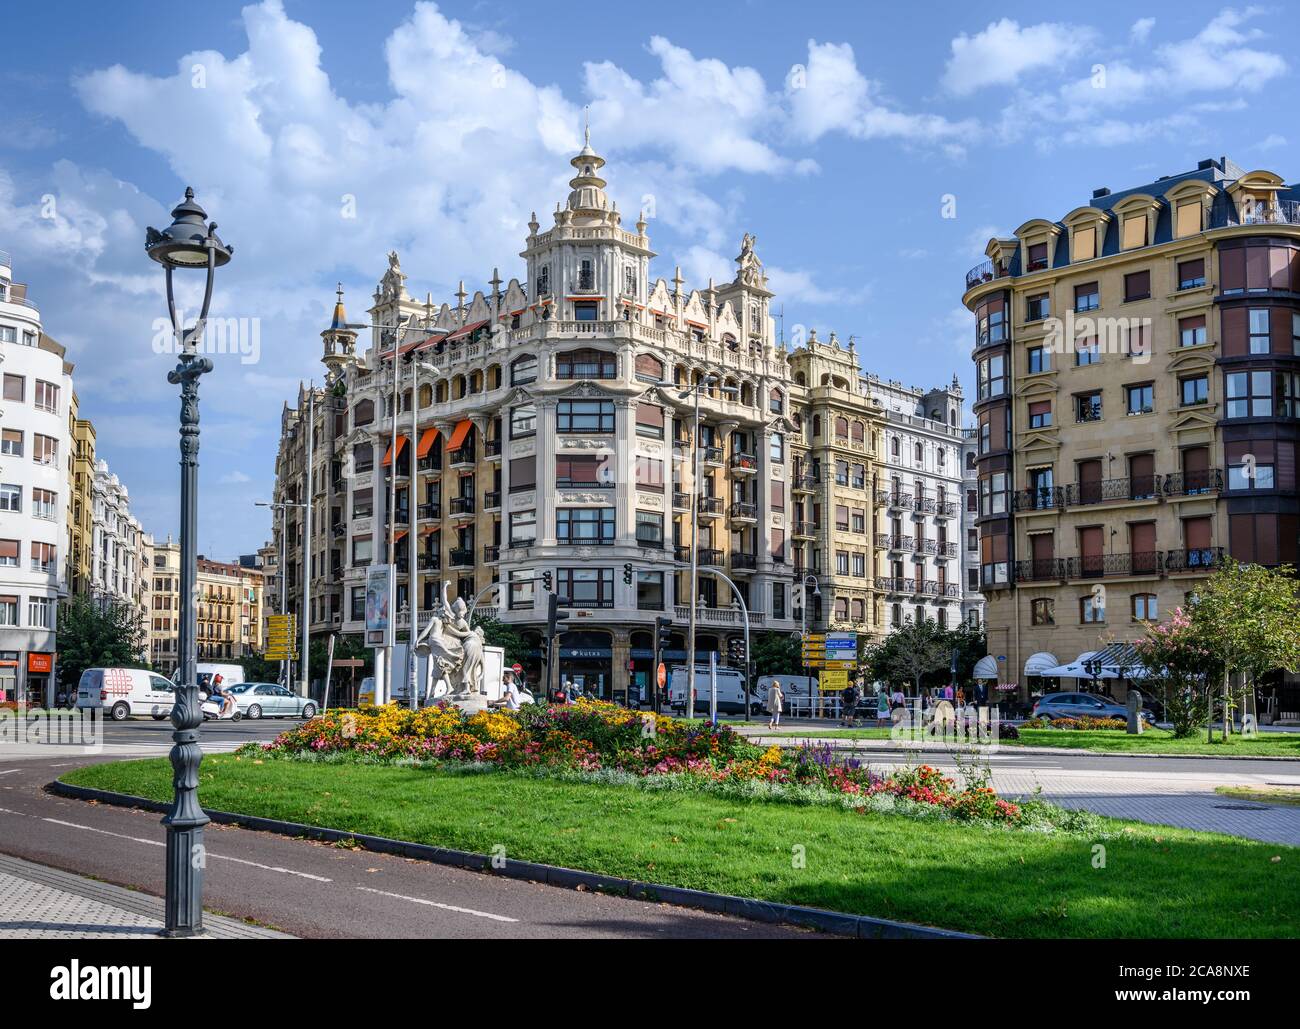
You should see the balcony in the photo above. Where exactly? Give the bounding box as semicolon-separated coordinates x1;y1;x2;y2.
673;604;764;627
886;492;913;511
728;551;756;571
1065;477;1156;507
965;258;1011;291
418;454;442;473
449;447;475;468
1014;558;1067;582
874;576;907;594
873;489;890;507
793;520;816;539
873;532;890;549
418;553;441;571
792;474;818;493
913;496;936;515
483;545;500;564
1012;486;1065;512
672;491;690;510
698;548;723;567
729;452;758;475
484;490;501;510
1066;551;1163;579
917;538;938;556
701;446;724;466
938;583;961;600
449;548;475;568
1208;196;1300;229
1165;547;1227;574
697;496;724;519
484;439;502;459
331;521;346;539
918;580;940;597
729;501;758;523
886;535;913;553
449;496;476;517
934;541;958;559
417;502;440;520
934;501;958;520
1163;469;1223;498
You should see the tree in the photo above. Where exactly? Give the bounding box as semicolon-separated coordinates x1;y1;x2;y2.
56;594;148;695
864;617;953;691
1132;606;1218;738
1183;563;1300;740
750;630;802;677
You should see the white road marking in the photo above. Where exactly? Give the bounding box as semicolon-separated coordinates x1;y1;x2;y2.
0;769;19;775
356;885;518;923
40;817;331;881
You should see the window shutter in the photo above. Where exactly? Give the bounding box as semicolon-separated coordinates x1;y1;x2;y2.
1175;201;1201;237
509;455;536;490
1183;516;1212;549
1071;226;1096;262
1122;214;1147;249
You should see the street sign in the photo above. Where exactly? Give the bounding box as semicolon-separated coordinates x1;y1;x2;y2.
819;670;848;691
822;660;856;671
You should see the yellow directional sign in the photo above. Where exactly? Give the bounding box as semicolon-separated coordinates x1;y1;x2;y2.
822;660;857;671
819;670;849;691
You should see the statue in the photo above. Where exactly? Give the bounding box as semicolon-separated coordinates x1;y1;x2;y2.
416;582;486;701
379;250;408;301
736;233;766;287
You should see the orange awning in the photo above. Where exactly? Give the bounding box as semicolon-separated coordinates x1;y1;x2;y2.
381;435;408;466
418;523;440;536
393;530;408;543
447;420;472;450
416;427;440;458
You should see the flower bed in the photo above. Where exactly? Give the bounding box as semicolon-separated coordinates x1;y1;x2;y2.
260;700;1023;824
1022;716;1128;731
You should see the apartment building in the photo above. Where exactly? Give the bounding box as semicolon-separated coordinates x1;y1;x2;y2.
194;557;266;664
965;155;1299;706
0;248;70;704
66;395;96;597
959;431;985;629
90;459;144;616
148;538;180;676
861;373;973;632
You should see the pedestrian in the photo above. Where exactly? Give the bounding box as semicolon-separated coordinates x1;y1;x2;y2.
840;683;859;727
497;672;522;711
890;686;905;711
766;679;785;730
943;683;954;701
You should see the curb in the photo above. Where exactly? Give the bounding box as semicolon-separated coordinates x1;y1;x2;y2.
48;780;979;940
743;735;1300;762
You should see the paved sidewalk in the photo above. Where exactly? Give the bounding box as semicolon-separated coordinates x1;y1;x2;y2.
0;853;291;938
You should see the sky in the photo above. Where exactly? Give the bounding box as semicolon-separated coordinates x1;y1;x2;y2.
0;1;1294;559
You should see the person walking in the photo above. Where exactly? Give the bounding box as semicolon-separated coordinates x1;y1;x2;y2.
840;683;859;727
766;679;785;730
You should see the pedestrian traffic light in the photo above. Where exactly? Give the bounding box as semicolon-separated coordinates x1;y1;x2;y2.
541;570;552;592
622;562;633;585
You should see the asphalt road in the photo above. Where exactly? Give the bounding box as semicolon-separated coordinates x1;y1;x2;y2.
0;731;813;939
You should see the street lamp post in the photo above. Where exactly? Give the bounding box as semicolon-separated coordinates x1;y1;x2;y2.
146;187;232;936
407;356;438;710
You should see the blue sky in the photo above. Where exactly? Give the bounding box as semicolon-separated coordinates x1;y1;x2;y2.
0;1;1294;558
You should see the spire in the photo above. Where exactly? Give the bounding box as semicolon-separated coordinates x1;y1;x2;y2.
565;113;609;221
330;282;347;330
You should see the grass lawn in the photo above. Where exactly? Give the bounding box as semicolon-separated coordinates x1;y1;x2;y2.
759;726;1300;757
63;756;1299;938
1215;785;1300;807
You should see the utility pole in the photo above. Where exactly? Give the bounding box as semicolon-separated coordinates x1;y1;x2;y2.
299;386;313;698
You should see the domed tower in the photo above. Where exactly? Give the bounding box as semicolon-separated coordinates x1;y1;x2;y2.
321;283;358;381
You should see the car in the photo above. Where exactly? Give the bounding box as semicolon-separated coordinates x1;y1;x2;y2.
230;682;319;721
1032;691;1155;723
75;667;178;721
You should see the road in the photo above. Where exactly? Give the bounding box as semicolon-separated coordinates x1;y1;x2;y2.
0;718;810;939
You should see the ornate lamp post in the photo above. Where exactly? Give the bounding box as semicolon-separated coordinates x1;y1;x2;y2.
146;187;232;936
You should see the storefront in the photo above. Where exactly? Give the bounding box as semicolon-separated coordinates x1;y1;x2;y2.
26;652;53;706
0;653;17;702
559;630;614;701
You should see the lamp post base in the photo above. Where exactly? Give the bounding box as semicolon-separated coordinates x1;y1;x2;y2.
162;824;206;936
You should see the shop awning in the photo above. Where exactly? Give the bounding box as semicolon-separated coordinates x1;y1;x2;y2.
393;530;408;543
972;655;999;680
1023;652;1060;678
441;319;490;345
381;435;408;466
1042;644;1150;680
416;427;440;458
418;523;440;535
447;419;472;450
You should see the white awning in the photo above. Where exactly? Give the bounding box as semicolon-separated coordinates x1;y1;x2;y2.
973;655;998;679
1042;646;1150;680
1023;652;1060;677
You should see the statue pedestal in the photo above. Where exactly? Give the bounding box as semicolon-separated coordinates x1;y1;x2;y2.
448;693;492;715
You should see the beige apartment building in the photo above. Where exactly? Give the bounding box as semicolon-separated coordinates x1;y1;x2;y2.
148;539;180;675
965;156;1300;711
65;394;96;597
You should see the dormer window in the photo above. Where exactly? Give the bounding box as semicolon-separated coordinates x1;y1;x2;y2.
1027;243;1048;272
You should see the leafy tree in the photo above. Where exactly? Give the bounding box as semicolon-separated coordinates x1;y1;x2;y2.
864;616;954;691
56;594;148;694
1182;563;1300;740
750;630;802;677
308;633;371;683
1132;606;1218;738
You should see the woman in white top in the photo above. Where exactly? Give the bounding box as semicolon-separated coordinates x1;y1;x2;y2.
766;681;785;730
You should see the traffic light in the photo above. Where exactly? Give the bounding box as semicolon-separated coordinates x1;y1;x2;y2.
622;562;634;585
546;592;569;638
655;615;673;652
728;636;746;664
541;570;553;592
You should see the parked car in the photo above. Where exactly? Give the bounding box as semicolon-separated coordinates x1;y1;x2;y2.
75;667;178;721
1032;691;1155;723
230;682;318;720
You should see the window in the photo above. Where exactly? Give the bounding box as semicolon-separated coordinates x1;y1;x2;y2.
835;551;849;575
34;380;58;413
32;488;56;520
1294;313;1300;356
510;403;536;438
769;433;784;462
1071;225;1096;262
1121;214;1147;250
2;374;23;402
0;540;16;567
1076;392;1103;422
1;430;21;457
509;454;536;493
509;510;536;547
557;399;614;433
556;348;614;378
509;570;535;611
636;511;663;546
352;442;373;473
536;264;550;295
1249;309;1270;354
1080;594;1105;624
557;507;615;544
0;484;18;513
1132;594;1158;621
1180;375;1208;407
1027;242;1048;272
635;456;664;491
769;389;784;415
352;399;374;426
1225;371;1272;418
1179;315;1207;347
851;463;866;489
578;259;594;290
852;553;866;577
351;536;373;565
1125;383;1154;416
1076;338;1100;365
1028;400;1052;428
30;541;56;572
772;583;785;619
979;472;1009;516
1032;598;1055;625
27;596;53;629
1175;201;1202;238
557;568;615;608
510;354;538;385
1178;258;1205;289
1027;345;1049;374
851;509;865;533
637;571;664;610
636;403;664;439
624;266;638;297
835;461;848;486
1123;270;1150;302
977;352;1007;399
1228;456;1274;491
1026;293;1049;321
555;454;611;488
0;596;16;627
835;505;849;531
1280;372;1300;419
572;301;599;322
1074;282;1099;312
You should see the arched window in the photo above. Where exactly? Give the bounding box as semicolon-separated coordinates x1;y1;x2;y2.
914;442;924;463
635;353;664;382
487;364;502;390
812;415;822;437
890;437;900;458
352;442;373;473
418;384;432;408
850;420;864;444
723;334;738;351
769;388;784;414
453;375;466;400
435;380;448;404
352;399;374;427
966;451;976;470
937;448;945;467
834;417;849;439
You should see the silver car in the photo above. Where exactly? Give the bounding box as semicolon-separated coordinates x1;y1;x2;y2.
230;682;318;720
1032;691;1154;722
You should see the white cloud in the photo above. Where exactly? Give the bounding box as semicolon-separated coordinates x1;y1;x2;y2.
1130;18;1156;44
220;470;252;484
942;19;1097;96
788;40;977;155
1254;132;1287;151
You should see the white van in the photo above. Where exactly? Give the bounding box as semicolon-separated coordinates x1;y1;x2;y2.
76;667;178;721
754;675;817;712
668;666;751;716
